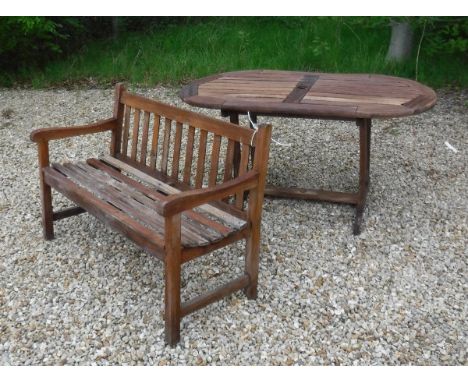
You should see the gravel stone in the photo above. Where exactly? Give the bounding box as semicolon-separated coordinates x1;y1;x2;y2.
0;86;466;365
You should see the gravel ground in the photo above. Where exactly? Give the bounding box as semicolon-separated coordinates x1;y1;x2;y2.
0;86;466;365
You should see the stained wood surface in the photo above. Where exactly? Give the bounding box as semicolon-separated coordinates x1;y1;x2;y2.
30;83;274;346
180;70;437;119
101;155;247;227
46;158;247;249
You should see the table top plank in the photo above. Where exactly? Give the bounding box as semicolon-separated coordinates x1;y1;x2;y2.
303;95;410;106
199;87;294;94
180;70;437;119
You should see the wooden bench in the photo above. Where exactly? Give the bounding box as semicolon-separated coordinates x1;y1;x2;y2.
30;83;272;346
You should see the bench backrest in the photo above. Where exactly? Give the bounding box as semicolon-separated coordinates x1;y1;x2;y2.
110;83;271;211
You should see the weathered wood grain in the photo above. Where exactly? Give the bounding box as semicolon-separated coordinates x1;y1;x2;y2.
180;70;437;119
30;83;273;347
183;126;196;184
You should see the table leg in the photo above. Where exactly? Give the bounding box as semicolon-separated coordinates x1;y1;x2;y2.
229;112;256;176
248;114;257;165
229;113;241;178
224;111;372;234
353;118;371;235
264;118;372;235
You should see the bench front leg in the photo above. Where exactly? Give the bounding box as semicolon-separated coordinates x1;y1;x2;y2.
244;188;261;299
164;213;182;346
37;141;54;240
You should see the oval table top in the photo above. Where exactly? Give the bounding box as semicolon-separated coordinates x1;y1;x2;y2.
180;70;437;120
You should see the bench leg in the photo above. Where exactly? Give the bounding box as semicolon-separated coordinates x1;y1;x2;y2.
38;142;54;240
164;214;182;346
244;191;261;300
244;232;260;299
40;182;54;240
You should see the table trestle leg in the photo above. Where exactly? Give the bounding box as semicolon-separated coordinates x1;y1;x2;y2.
226;110;373;235
353;118;372;235
229;113;241;178
248;113;257;165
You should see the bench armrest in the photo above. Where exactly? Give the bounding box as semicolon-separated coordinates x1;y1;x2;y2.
30;118;118;143
161;171;260;217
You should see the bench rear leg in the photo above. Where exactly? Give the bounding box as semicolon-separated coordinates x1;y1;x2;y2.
38;142;54;240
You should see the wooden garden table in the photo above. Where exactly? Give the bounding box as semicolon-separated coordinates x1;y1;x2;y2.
180;70;436;234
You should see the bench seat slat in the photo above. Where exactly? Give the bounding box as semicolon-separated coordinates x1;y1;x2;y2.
43;166;166;258
101;155;247;229
73;162;221;244
47;160;247;248
113;153;249;221
67;162;212;246
86;158;232;236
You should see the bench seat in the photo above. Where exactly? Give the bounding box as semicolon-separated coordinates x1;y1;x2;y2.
45;157;248;253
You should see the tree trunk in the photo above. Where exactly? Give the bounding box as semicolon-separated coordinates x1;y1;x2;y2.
112;17;119;41
386;22;414;62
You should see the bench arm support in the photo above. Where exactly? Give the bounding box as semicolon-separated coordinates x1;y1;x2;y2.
30;118;118;143
161;171;260;217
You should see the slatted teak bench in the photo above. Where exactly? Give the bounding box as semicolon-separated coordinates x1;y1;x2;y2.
30;83;272;346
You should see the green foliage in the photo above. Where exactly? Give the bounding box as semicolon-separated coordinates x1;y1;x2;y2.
0;17;61;69
420;17;468;56
344;16;468;56
1;16;466;88
0;16;88;84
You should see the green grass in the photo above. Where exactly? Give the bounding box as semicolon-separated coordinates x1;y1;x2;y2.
9;17;468;88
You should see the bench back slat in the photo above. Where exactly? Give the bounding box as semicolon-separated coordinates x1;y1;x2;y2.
235;143;251;209
120;91;255;144
171;122;183;179
149;114;161;169
140;111;151;164
208;134;222;187
160;117;172;174
113;84;262;212
223;139;235;183
195;129;208;188
183;126;196;184
130;108;141;161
